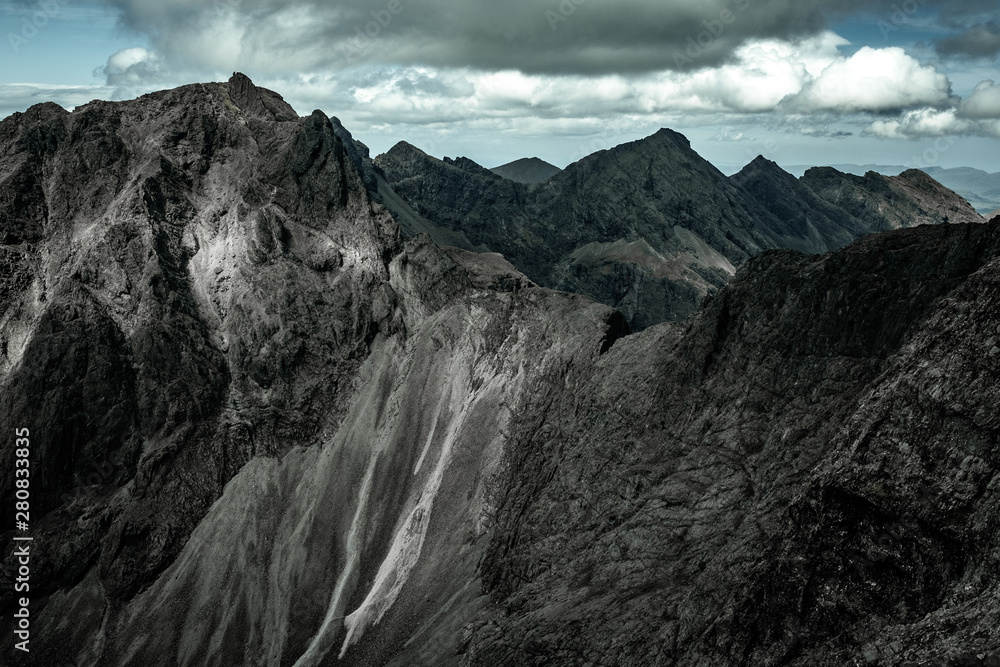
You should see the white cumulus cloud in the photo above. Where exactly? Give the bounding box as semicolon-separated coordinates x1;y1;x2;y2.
961;80;1000;119
864;107;1000;139
98;47;165;94
791;46;953;112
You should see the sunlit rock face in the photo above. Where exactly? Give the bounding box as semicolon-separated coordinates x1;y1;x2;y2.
2;75;999;667
77;235;620;667
0;73;402;606
0;73;622;666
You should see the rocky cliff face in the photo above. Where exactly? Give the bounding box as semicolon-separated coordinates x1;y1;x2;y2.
375;133;981;331
2;76;999;667
0;74;624;666
0;72;405;657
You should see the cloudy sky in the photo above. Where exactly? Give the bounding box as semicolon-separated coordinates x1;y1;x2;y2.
1;0;999;172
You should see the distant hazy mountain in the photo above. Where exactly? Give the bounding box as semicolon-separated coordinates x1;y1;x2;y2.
491;156;562;183
785;163;1000;215
800;166;983;229
924;166;1000;215
784;163;908;177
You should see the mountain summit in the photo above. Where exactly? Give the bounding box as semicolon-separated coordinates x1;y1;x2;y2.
490;156;562;183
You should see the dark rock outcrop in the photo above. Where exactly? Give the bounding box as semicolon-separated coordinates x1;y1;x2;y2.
465;220;1000;667
227;71;299;122
732;155;884;253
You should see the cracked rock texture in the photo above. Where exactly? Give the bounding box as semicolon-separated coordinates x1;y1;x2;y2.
0;76;998;667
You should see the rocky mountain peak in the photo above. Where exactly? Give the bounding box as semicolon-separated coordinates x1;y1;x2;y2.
734;154;795;182
652;126;692;147
376;123;988;331
897;167;938;183
385;139;431;158
443;155;497;177
226;71;298;122
561;126;702;175
11;100;68;123
377;141;442;176
491;156;562;183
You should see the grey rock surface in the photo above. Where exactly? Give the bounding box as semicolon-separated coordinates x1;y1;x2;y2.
800;166;983;231
0;72;402;653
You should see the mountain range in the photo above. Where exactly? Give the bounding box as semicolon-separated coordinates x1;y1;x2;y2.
1;74;999;666
369;131;981;330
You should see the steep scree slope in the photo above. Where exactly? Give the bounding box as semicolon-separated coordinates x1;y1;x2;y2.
0;75;625;666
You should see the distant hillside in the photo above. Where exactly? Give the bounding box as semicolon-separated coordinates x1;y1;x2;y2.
798;166;983;230
785;163;907;177
924;166;1000;215
785;163;1000;215
375;129;766;329
491;156;562;183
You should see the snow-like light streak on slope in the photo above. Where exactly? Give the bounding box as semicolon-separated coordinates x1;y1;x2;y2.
339;390;475;657
292;456;379;667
